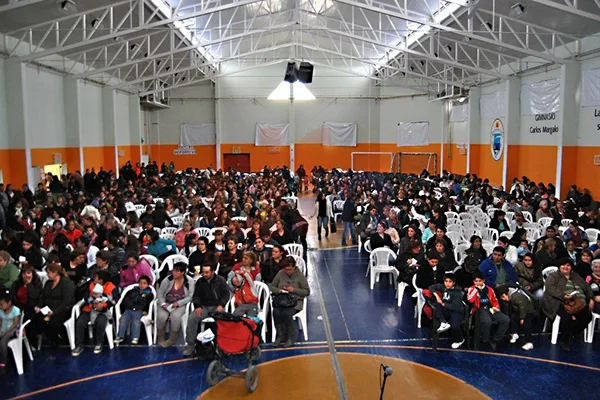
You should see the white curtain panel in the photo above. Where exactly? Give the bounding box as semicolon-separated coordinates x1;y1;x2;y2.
480;90;506;119
450;103;469;122
322;121;357;146
582;68;600;107
520;78;561;115
397;121;429;147
255;122;290;146
179;123;216;146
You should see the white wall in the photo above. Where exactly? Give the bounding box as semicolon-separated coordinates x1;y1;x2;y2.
479;81;505;145
158;83;215;144
80;82;105;147
0;59;7;149
116;92;131;146
379;87;442;144
25;66;66;148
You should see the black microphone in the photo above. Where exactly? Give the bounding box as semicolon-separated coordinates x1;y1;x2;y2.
381;363;393;376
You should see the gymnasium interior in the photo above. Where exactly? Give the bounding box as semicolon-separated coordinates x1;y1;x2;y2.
1;0;600;399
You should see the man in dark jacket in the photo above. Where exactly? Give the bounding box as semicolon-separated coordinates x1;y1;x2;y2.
184;264;230;356
341;192;358;246
429;273;465;348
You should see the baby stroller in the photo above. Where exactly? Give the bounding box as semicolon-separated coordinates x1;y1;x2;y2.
205;312;262;393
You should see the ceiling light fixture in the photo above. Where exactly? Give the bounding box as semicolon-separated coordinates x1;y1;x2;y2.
509;3;527;18
57;0;76;14
268;62;315;101
444;45;452;53
481;21;493;31
90;18;100;28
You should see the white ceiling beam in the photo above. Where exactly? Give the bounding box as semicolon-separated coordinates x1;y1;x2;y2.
529;0;600;23
334;0;572;64
0;0;48;14
112;42;294;89
13;0;263;62
305;23;507;79
73;21;295;79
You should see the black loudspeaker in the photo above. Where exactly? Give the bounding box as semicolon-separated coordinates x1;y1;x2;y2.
297;62;313;83
284;62;298;83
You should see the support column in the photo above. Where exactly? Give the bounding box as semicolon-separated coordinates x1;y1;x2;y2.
557;63;581;199
102;88;119;176
466;87;481;174
129;95;143;163
215;77;222;170
4;60;31;187
289;95;295;172
64;78;84;173
504;77;521;190
440;100;450;174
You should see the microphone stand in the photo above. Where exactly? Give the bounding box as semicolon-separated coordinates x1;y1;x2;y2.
379;365;389;400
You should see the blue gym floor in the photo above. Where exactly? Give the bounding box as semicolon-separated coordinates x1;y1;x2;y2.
2;247;600;399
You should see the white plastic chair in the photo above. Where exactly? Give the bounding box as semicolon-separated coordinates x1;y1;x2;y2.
482;242;495;256
505;212;515;225
156;254;189;277
584;312;600;343
412;274;425;329
8;315;33;375
160;233;175;241
283;243;303;258
483;228;499;242
397;281;408;307
140;254;160;273
231;216;247;223
447;224;463;234
170;216;184;228
87;246;100;268
446;231;467;246
252;282;270;342
333;200;344;222
290;255;307;276
135;205;146;213
367;248;397;290
522;211;533;223
445;211;459;220
459;212;473;221
64;299;114;350
526;227;542;244
447;218;460;226
538;217;553;228
561;219;573;227
161;227;178;237
499;231;514;239
454;243;469;265
585;228;600;243
363;239;372;254
194;227;211;238
210;227;228;236
542;266;558;282
114;284;157;345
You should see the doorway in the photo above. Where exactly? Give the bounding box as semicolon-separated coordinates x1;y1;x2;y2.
44;164;64;178
223;153;251;173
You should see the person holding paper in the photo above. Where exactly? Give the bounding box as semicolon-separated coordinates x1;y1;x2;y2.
156;262;194;348
33;263;75;348
542;258;594;351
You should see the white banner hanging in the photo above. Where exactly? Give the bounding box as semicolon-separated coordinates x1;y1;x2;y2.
582;68;600;107
397;121;429;147
480;90;506;119
450;103;469;122
322;121;357;146
520;78;560;115
180;123;216;146
255;122;290;146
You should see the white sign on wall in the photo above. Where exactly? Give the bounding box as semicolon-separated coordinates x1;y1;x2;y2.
490;119;504;161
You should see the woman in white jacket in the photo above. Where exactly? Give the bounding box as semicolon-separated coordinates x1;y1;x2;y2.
311;193;333;240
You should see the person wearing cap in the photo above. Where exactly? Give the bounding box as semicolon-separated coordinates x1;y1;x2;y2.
542;258;593;351
499;285;536;351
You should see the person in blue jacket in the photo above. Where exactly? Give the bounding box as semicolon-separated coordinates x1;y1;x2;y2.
479;246;517;288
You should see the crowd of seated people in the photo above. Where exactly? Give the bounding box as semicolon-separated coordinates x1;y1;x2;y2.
0;162;313;372
319;169;599;351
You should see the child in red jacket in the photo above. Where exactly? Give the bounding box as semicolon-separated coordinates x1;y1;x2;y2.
467;271;510;351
